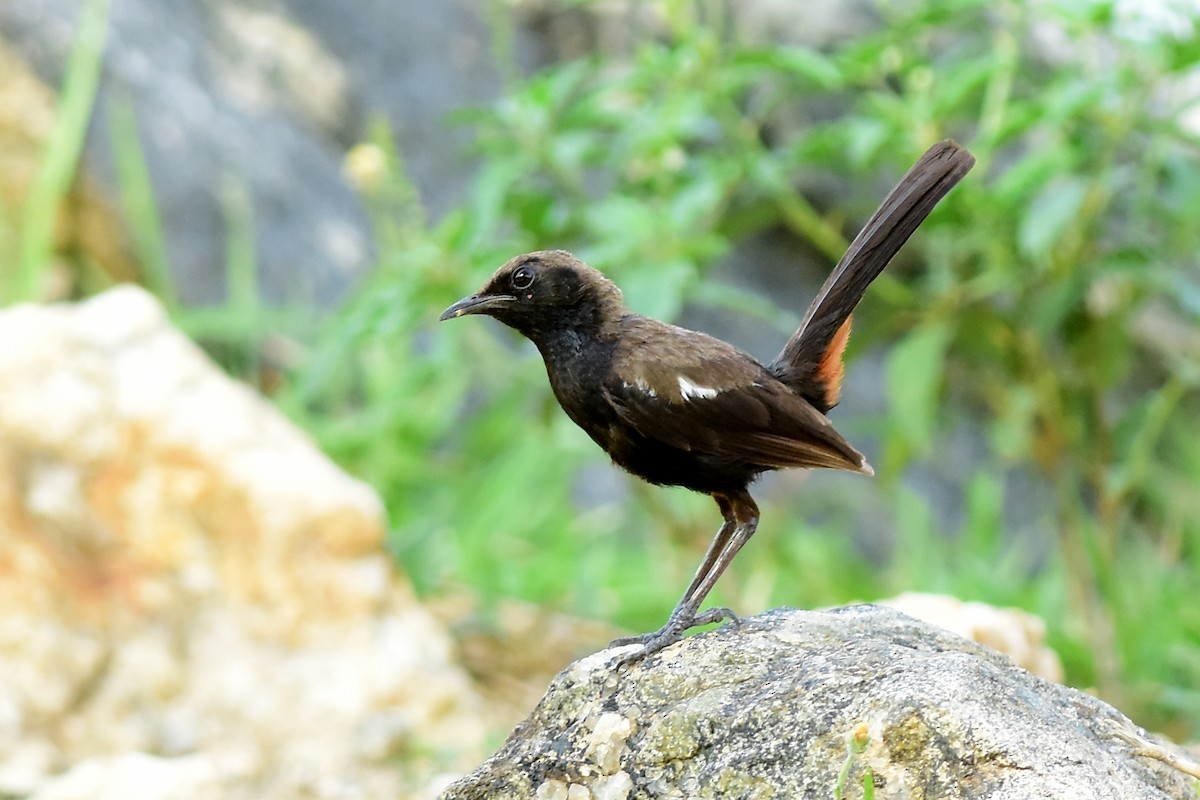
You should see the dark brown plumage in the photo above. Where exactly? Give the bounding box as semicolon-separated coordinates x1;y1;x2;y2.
440;140;975;662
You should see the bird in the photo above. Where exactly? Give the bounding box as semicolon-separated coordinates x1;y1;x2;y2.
440;140;975;662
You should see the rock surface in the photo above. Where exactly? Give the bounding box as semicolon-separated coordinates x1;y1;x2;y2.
440;605;1199;800
0;287;486;799
881;591;1063;682
0;0;500;304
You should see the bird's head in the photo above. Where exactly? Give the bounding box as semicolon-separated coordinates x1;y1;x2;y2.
439;250;625;341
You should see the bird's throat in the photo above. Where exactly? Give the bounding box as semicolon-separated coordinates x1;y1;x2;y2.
532;325;620;443
535;326;617;392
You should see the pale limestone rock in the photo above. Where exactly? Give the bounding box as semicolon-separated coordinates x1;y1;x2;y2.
0;287;486;799
29;752;226;800
585;712;634;775
535;779;570;800
589;771;633;800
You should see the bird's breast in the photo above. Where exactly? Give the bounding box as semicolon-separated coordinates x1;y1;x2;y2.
536;329;621;448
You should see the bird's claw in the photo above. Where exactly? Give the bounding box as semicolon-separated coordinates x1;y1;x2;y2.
693;606;740;627
607;606;740;667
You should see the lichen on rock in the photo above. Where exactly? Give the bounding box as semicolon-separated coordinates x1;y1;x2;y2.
440;605;1199;800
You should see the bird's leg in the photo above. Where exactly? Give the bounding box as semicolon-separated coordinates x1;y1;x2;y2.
609;504;736;649
666;491;759;630
610;491;760;664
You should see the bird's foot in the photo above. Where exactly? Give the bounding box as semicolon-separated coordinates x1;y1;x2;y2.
608;606;740;666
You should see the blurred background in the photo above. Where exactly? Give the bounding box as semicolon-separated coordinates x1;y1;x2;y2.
3;0;1199;761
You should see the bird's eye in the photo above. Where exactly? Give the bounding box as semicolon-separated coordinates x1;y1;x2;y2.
512;266;535;291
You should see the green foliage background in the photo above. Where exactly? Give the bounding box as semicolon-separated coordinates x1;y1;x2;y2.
308;0;1200;735
7;0;1200;737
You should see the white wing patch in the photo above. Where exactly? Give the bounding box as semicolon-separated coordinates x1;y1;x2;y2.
624;379;657;398
678;375;719;401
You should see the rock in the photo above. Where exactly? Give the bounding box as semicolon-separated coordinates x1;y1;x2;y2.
29;753;224;800
0;0;878;306
881;591;1064;682
440;605;1199;800
0;285;385;621
0;287;487;798
0;0;503;305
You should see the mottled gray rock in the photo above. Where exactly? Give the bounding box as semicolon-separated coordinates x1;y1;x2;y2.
0;0;879;307
441;605;1198;800
0;0;502;306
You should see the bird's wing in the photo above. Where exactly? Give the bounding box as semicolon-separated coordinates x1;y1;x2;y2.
605;317;869;472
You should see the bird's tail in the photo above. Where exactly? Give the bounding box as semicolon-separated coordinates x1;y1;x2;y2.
770;140;976;413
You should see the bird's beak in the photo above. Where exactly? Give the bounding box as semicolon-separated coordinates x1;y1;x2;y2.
438;293;513;321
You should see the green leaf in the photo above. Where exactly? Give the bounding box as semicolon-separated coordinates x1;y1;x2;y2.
963;471;1004;551
766;46;844;90
619;258;696;321
1017;177;1089;261
886;321;953;461
989;385;1037;461
108;92;177;315
10;0;111;303
992;147;1074;206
